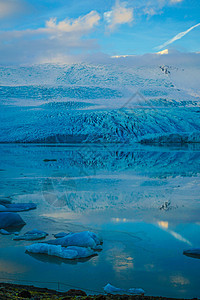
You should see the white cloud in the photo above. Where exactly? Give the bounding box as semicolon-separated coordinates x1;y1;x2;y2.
0;11;101;64
143;0;183;18
157;22;200;50
45;11;100;34
143;7;158;17
104;0;133;31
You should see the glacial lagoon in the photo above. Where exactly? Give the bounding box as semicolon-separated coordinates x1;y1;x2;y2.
0;144;199;298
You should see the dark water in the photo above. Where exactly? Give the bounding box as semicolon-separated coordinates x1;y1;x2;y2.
0;144;199;298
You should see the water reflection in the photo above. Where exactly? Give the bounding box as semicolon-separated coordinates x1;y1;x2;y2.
0;259;27;274
158;221;169;229
106;246;134;273
170;275;190;287
26;252;97;265
158;221;192;246
0;144;199;298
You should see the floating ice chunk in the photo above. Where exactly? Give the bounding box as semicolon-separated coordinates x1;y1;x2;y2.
47;231;102;250
104;284;126;294
25;229;48;235
53;232;70;238
104;283;145;295
26;243;97;259
128;288;146;294
3;203;37;212
0;229;11;235
0;212;26;228
183;248;200;259
13;229;48;241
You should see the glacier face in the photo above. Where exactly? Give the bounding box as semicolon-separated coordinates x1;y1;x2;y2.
0;62;200;144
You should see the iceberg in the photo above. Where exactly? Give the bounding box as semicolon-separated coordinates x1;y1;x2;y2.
0;212;26;229
47;231;103;250
104;283;145;295
183;248;200;259
13;229;48;241
0;203;36;212
26;243;97;259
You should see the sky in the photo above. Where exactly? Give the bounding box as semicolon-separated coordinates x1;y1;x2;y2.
0;0;199;64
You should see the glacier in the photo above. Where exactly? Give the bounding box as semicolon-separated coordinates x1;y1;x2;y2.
0;62;199;144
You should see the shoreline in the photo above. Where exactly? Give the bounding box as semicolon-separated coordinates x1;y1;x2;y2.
0;282;198;300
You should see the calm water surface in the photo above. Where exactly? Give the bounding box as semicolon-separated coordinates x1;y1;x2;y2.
0;144;199;298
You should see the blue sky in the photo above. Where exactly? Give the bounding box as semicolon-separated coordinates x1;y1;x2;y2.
0;0;199;64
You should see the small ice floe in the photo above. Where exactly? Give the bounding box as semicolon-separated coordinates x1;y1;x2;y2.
26;243;97;260
13;229;48;241
47;231;103;250
0;203;36;212
53;232;69;238
0;212;26;229
0;229;11;235
104;283;145;295
183;248;200;259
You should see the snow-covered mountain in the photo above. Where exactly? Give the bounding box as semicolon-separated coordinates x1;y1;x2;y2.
0;62;200;144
